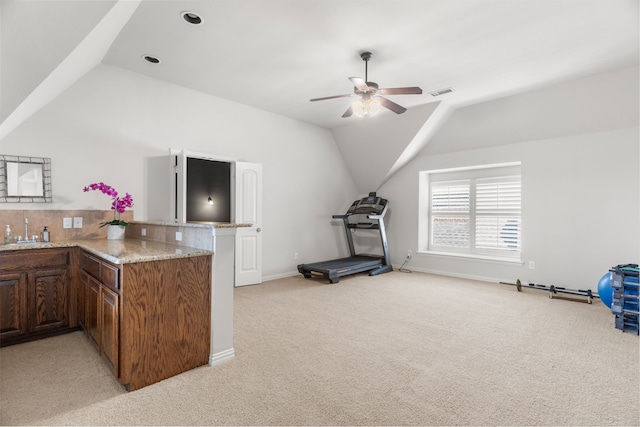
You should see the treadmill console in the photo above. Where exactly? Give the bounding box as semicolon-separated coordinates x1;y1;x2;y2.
346;192;388;215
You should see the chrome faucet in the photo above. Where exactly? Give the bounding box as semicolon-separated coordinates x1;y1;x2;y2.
13;218;39;244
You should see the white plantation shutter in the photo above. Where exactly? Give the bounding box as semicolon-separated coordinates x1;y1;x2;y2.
425;165;521;259
431;182;470;212
475;177;521;253
430;181;470;249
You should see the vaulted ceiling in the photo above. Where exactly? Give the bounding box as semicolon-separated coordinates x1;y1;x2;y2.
1;0;638;191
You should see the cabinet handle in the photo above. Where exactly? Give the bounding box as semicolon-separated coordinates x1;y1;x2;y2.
256;228;261;232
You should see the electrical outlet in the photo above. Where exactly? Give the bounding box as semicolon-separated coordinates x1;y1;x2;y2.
294;252;299;260
63;217;72;229
141;228;146;236
407;250;412;259
73;217;83;228
175;231;182;241
529;261;536;270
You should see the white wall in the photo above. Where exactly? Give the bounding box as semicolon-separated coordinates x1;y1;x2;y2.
380;126;639;290
0;64;358;278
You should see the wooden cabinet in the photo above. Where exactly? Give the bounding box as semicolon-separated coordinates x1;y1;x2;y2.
77;270;86;330
0;272;27;340
30;267;69;333
84;272;101;349
78;250;120;376
118;255;211;391
78;249;211;390
2;244;211;391
0;248;74;346
100;285;119;375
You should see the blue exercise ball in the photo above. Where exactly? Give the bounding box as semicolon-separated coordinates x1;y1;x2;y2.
598;272;613;308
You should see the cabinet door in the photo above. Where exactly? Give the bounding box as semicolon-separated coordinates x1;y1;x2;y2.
77;271;88;330
86;275;101;350
100;286;119;377
0;272;27;341
29;268;69;333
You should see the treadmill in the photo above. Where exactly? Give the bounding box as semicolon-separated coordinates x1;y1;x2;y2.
297;192;392;284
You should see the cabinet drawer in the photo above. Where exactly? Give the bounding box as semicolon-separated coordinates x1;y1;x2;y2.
80;252;101;279
1;248;70;271
101;262;119;291
80;251;119;291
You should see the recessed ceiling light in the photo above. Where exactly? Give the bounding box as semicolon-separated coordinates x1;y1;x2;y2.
181;11;202;25
142;55;161;64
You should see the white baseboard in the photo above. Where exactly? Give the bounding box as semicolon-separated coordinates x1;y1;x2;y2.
209;348;235;366
262;270;299;282
391;264;507;284
266;267;508;286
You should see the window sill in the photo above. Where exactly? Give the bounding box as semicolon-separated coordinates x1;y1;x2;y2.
417;250;523;266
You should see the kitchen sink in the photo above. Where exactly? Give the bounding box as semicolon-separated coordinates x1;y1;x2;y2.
4;240;48;246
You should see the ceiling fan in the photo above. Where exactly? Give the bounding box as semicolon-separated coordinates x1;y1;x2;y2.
310;51;423;118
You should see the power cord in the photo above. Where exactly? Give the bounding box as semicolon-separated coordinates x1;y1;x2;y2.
399;255;412;273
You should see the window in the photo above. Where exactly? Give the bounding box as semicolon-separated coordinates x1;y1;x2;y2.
419;163;521;260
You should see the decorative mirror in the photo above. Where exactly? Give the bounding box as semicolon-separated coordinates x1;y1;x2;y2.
0;155;52;203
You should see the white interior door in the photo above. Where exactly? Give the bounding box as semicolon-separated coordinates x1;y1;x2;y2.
234;162;262;286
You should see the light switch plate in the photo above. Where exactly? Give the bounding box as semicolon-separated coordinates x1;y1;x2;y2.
73;217;83;228
63;217;72;229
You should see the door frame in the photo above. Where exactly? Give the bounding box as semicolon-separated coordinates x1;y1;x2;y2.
171;149;237;224
170;149;262;286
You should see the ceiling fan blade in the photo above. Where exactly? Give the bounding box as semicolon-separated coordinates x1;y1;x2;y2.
349;77;370;92
310;93;354;102
342;105;354;118
379;97;407;114
377;87;423;95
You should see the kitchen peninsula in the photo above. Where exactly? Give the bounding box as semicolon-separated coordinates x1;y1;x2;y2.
0;220;244;391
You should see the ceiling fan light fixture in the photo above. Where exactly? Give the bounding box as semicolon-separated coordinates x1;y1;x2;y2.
352;98;381;117
352;99;365;117
312;50;423;118
368;98;382;114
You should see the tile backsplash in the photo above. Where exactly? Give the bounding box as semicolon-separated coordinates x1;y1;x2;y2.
127;221;214;251
0;210;134;242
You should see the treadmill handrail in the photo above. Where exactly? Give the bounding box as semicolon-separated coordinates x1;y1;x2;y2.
366;200;388;220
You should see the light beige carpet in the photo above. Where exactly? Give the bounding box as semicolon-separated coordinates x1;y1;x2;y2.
1;271;638;426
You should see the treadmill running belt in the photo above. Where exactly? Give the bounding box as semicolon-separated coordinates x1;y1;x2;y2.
298;256;383;284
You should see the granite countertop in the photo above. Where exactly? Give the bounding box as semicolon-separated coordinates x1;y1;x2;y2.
0;238;212;265
132;220;251;228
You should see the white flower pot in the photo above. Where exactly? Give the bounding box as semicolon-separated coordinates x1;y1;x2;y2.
106;224;126;240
